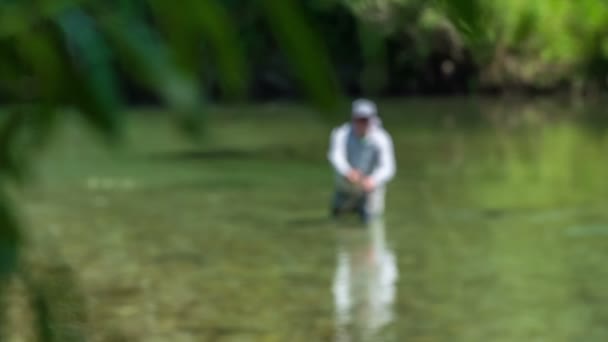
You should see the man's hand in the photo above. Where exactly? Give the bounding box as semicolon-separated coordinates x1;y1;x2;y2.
361;177;376;193
346;169;362;184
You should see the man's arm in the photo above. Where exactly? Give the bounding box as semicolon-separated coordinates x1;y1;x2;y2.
327;126;352;176
368;132;396;186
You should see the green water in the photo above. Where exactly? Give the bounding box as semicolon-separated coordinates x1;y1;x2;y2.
11;98;608;341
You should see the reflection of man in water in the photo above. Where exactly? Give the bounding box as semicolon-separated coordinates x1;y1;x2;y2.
333;219;398;341
328;99;396;222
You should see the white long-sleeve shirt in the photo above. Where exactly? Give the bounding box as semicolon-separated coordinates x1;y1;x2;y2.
328;123;396;188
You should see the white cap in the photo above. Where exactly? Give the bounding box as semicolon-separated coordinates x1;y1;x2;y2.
351;99;377;119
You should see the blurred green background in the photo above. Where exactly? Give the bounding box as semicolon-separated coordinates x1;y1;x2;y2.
1;0;608;341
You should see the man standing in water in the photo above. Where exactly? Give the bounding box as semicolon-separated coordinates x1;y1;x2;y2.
328;99;396;222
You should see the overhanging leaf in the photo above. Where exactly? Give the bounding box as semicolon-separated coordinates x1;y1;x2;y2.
98;13;203;137
0;42;25;100
15;26;67;102
147;0;200;70
0;190;20;280
56;8;123;140
261;0;343;117
189;0;249;99
149;0;249;99
0;110;29;182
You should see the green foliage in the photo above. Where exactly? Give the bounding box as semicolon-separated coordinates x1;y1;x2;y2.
0;0;345;142
261;0;342;114
0;192;19;280
0;1;345;339
342;0;608;86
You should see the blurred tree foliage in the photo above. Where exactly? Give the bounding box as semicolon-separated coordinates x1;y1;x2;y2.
179;0;608;98
341;0;608;93
0;0;342;339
